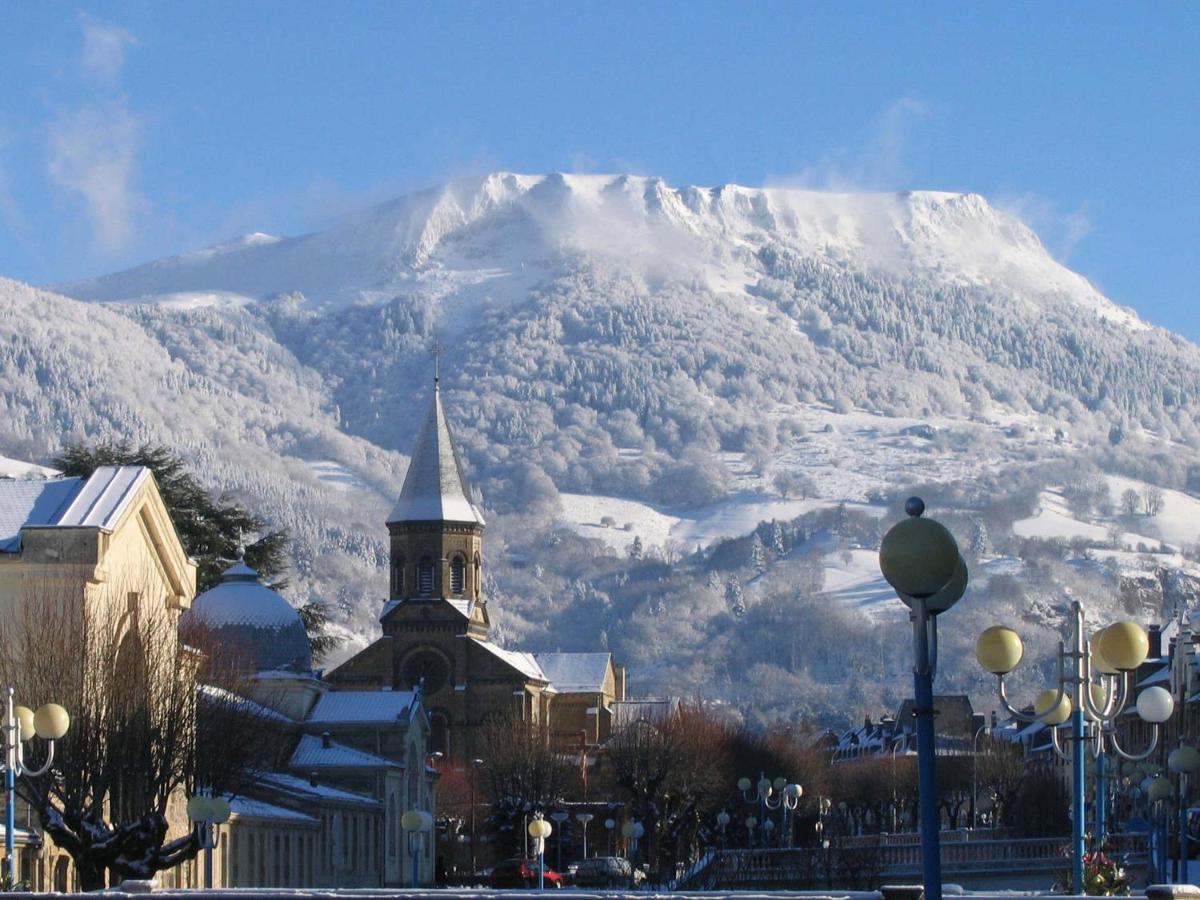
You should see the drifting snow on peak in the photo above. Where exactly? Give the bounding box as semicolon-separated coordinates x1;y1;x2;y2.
52;172;1142;330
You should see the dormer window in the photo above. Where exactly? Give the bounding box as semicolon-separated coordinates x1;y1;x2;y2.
450;555;466;595
417;557;434;596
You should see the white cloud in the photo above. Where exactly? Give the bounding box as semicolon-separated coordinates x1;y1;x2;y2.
996;193;1093;262
80;13;138;84
768;95;931;192
45;16;146;255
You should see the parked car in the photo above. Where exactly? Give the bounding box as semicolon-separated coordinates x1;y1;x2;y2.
489;858;565;888
571;856;633;887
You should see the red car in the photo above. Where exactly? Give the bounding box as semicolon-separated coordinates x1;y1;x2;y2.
489;858;564;888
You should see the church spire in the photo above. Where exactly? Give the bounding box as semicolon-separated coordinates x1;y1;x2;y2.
387;380;485;527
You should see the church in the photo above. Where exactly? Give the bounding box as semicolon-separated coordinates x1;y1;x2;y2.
329;379;626;760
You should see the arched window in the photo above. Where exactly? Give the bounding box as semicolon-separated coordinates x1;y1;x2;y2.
474;553;482;597
392;555;405;596
417;557;434;596
450;555;465;595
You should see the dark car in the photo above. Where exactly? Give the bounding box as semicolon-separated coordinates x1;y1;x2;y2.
571;856;633;887
489;858;565;888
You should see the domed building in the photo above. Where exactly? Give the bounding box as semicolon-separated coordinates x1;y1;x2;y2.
184;552;312;674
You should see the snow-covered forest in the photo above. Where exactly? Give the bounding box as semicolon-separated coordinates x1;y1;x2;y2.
3;173;1199;728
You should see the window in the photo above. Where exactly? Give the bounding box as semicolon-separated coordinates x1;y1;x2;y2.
474;553;482;597
392;556;405;596
450;555;465;594
417;557;434;596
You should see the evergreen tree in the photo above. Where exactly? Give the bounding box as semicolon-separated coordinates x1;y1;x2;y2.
750;533;767;576
629;535;643;560
968;518;991;558
725;576;746;617
770;520;786;555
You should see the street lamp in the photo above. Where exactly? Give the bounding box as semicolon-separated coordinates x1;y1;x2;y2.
604;817;616;855
186;795;231;888
620;820;643;884
738;774;801;847
3;687;69;888
715;809;730;851
528;814;553;891
575;812;593;858
971;722;990;830
879;497;968;900
469;758;484;876
550;810;569;871
401;809;434;887
976;603;1167;894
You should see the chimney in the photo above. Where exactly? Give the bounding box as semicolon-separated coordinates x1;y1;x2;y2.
309;771;319;788
1148;624;1162;660
321;731;332;749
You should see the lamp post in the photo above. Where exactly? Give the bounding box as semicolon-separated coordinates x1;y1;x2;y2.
621;820;643;886
879;497;968;900
738;774;801;847
575;812;593;858
528;814;553;891
186;795;232;888
401;809;434;887
469;758;483;876
3;688;69;888
715;809;730;851
550;810;569;871
975;604;1168;894
971;723;990;830
604;817;615;855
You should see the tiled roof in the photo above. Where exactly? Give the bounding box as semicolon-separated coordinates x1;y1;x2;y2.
289;733;399;770
0;466;148;552
307;690;417;724
470;638;546;682
536;652;611;693
198;684;296;724
387;385;484;526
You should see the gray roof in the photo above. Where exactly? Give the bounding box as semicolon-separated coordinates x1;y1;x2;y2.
387;385;484;526
289;733;398;771
536;652;612;693
307;690;418;725
0;466;149;552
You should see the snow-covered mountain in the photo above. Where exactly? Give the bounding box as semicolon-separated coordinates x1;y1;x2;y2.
5;172;1198;726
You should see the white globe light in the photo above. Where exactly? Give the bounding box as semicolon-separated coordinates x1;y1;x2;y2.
1169;746;1200;774
1137;686;1174;724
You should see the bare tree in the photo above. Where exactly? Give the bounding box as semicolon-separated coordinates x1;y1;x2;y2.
1120;488;1141;518
0;568;276;890
1143;485;1165;517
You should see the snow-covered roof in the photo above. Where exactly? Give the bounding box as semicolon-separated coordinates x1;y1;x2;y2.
198;683;296;724
536;652;612;693
387;384;485;526
0;466;148;552
257;772;382;808
228;795;318;823
307;690;417;725
289;733;399;770
1137;666;1170;688
470;638;546;682
183;555;312;673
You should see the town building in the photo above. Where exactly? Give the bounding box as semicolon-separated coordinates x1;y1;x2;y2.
328;380;625;760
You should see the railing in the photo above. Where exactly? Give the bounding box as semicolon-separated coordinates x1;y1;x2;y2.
672;833;1150;890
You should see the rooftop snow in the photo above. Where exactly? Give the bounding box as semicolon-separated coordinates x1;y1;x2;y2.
289;733;399;770
227;796;318;823
0;466;148;552
470;638;546;682
387;386;484;526
257;772;382;808
307;690;417;724
535;652;612;693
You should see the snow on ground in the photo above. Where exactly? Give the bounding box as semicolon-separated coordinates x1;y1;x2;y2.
1104;475;1200;549
0;455;58;479
816;547;907;621
1012;490;1110;542
306;460;370;493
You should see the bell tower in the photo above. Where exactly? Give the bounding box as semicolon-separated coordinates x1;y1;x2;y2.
386;378;488;636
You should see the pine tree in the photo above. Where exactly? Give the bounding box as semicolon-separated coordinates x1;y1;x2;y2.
750;533;767;576
725;576;746;617
629;535;643;559
968;518;990;558
770;520;786;555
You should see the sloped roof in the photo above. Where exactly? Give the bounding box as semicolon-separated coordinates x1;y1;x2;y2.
228;796;319;823
387;385;484;526
536;652;612;693
198;684;296;724
381;597;471;623
289;733;399;770
307;690;417;725
257;772;383;808
470;638;546;682
0;466;148;552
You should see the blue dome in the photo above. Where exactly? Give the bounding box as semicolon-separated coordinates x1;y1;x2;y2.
185;558;311;673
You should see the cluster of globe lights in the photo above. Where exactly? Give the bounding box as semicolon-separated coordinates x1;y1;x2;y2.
13;702;70;744
975;618;1174;756
186;795;232;826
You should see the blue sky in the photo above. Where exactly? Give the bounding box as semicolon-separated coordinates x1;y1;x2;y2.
1;3;1197;339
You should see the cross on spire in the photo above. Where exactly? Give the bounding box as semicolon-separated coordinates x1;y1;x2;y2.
431;336;444;385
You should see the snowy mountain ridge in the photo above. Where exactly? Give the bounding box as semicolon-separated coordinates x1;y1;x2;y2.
57;172;1139;329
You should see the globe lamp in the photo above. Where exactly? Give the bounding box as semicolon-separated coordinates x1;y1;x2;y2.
976;627;1023;674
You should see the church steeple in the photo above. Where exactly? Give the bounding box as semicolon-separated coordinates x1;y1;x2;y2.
386;380;488;635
